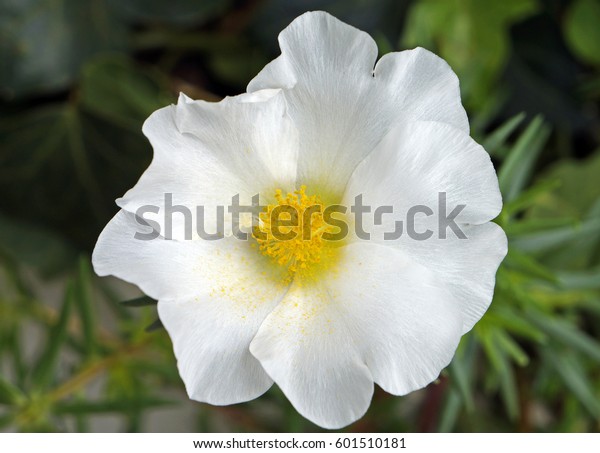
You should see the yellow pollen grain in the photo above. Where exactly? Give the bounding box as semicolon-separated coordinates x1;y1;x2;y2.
253;185;338;280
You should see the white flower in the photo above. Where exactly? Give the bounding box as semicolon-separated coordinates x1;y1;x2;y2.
92;11;507;429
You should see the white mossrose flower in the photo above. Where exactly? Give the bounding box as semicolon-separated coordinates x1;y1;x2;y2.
92;11;507;429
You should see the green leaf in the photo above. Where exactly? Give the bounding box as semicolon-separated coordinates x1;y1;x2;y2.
529;152;600;220
503;248;557;283
32;281;74;389
494;348;519;422
498;116;551;202
0;377;24;406
447;355;474;412
564;0;600;66
0;0;128;99
478;327;519;420
526;152;600;269
438;389;462;433
6;327;27;388
504;179;562;216
120;295;158;307
0;102;153;248
526;311;600;362
495;330;529;367
510;217;600;254
0;54;172;251
484;306;547;343
79;56;173;130
481;112;526;157
75;257;96;357
504;217;576;237
557;268;600;290
72;394;89;433
543;349;600;419
145;318;164;332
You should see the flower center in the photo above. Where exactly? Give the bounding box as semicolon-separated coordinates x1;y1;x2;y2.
253;186;338;279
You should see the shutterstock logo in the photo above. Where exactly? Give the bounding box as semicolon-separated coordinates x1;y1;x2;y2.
132;192;467;242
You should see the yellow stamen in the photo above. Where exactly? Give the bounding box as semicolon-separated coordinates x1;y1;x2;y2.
253;186;338;280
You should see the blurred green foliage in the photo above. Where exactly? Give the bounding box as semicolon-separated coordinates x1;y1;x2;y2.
403;0;539;110
1;0;599;433
564;0;600;66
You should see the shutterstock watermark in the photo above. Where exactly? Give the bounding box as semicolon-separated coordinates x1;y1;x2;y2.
132;192;467;242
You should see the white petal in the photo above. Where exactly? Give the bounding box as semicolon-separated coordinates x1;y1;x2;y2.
386;222;507;334
329;242;465;395
342;121;507;332
248;11;468;195
158;298;275;405
250;280;374;429
175;91;298;186
250;242;465;428
117;90;298;240
343;121;502;228
93;210;202;300
92;210;289;404
373;48;468;133
374;223;507;334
